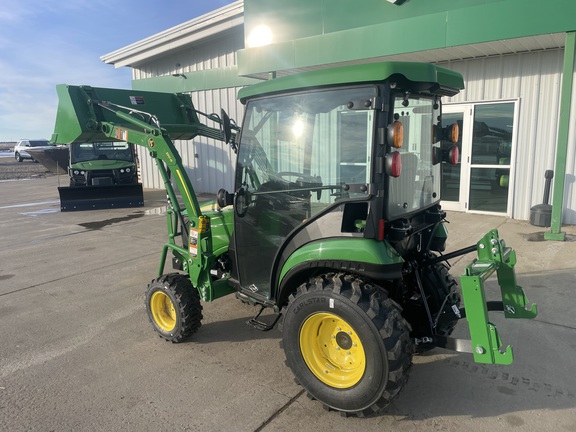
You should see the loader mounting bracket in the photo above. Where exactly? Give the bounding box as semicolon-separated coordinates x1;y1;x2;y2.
458;229;538;365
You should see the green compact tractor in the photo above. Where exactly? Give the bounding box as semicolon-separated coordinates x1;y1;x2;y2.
51;62;537;416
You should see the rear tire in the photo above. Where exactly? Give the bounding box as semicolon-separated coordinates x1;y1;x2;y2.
280;273;413;417
146;273;203;342
420;257;461;337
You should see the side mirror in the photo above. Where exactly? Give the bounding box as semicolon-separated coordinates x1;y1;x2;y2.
216;188;234;208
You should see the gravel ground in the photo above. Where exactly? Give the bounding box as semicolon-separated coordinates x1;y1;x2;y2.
0;153;54;181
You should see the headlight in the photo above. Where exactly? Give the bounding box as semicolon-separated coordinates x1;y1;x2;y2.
73;170;79;175
120;169;125;173
126;167;131;173
80;171;85;175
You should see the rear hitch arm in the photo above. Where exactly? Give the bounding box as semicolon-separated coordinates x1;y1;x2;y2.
458;229;538;365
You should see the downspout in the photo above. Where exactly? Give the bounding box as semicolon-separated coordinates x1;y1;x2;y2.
545;31;576;241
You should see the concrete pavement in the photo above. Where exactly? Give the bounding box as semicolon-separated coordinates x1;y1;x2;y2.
1;176;575;431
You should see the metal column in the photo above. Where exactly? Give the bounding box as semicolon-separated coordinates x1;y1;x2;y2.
545;31;576;241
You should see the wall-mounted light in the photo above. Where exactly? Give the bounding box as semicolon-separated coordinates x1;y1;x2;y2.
247;25;273;48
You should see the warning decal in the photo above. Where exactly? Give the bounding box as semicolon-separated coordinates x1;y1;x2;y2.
129;96;145;105
115;128;128;141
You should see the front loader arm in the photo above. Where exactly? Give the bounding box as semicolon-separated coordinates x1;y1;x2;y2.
51;84;233;217
51;84;235;296
101;108;203;219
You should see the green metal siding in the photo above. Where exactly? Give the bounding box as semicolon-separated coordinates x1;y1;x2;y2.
240;0;576;75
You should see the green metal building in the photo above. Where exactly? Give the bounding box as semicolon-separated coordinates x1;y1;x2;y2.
102;0;576;233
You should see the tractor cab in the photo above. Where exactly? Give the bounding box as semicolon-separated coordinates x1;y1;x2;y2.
226;63;462;302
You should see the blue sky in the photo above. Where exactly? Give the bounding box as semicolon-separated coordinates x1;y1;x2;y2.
0;0;237;142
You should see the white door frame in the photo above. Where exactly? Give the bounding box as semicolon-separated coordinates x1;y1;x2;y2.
442;100;518;216
441;104;473;212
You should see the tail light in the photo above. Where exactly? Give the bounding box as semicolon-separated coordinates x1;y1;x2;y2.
385;151;402;177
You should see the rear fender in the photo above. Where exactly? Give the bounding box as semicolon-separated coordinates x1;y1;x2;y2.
276;238;404;306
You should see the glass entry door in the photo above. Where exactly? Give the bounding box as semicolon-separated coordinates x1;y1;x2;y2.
441;102;516;215
441;106;470;212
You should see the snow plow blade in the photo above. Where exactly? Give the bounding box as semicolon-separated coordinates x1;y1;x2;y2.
58;184;144;211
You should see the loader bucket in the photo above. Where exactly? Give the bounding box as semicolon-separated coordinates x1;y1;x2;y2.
51;84;202;145
26;146;69;174
58;184;144;211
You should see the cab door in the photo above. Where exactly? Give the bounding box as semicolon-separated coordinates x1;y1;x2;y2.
231;86;377;300
232;131;312;300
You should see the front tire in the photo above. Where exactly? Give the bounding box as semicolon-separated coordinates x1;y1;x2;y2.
15;152;23;162
145;273;203;342
280;273;413;416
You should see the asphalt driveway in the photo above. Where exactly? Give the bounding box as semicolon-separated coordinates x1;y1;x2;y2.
1;176;575;431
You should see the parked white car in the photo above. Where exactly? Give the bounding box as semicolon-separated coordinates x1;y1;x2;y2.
14;139;50;162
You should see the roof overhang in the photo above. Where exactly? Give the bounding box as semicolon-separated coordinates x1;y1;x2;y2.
378;33;566;64
238;33;567;80
101;1;244;69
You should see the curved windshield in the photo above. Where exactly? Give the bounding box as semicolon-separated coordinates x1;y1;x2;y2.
237;87;376;219
71;142;134;163
386;94;441;218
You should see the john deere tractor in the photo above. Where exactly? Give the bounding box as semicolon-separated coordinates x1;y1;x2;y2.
51;61;537;416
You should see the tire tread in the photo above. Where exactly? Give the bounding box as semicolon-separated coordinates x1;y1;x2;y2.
146;273;203;343
280;272;413;417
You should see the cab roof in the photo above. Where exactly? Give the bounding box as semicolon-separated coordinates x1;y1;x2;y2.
238;61;464;103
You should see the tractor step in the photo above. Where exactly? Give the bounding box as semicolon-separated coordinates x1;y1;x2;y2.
246;305;282;332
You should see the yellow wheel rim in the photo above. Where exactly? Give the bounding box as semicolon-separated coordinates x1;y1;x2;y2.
150;291;177;332
300;312;366;388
